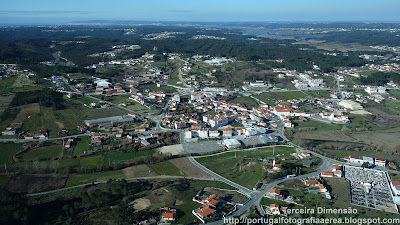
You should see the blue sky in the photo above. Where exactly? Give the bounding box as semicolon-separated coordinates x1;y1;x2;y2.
1;0;400;25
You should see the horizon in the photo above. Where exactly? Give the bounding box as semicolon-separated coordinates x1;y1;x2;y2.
2;0;400;26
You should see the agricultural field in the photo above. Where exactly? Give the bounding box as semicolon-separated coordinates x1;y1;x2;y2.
0;94;14;115
196;146;296;189
102;95;161;115
0;76;17;94
255;91;307;105
20;145;63;161
104;150;155;165
136;83;177;93
12;73;41;92
389;89;400;99
169;157;212;178
65;170;125;187
72;136;90;156
304;90;331;99
79;154;103;167
292;119;343;130
148;160;185;176
366;101;400;116
0;143;23;164
227;95;259;109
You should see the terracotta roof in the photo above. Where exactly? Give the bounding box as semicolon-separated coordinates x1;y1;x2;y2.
392;181;400;186
332;165;342;170
195;205;216;218
270;204;279;208
305;179;320;185
162;211;176;219
270;188;281;195
321;171;334;176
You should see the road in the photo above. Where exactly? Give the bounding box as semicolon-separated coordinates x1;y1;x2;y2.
179;124;333;224
0;134;89;143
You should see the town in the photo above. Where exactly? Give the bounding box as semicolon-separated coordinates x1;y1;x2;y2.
1;19;400;224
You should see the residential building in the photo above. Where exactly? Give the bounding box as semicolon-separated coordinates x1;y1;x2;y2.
160;207;176;222
375;158;386;167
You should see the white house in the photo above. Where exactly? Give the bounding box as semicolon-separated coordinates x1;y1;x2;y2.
375;158;386;167
185;129;192;139
209;130;219;138
198;128;209;139
365;86;386;95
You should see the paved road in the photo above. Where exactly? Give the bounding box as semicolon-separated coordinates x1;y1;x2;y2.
27;175;214;197
180;131;254;198
0;134;89;143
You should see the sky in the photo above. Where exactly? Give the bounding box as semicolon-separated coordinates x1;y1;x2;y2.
1;0;400;25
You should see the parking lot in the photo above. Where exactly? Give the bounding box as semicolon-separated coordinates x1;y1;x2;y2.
185;140;223;155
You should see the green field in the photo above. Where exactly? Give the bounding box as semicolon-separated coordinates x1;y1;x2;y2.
12;85;42;92
127;103;161;115
389;89;400;99
367;101;400;116
346;114;381;131
196;146;295;189
73;96;94;105
104;150;155;165
0;76;17;94
80;154;103;166
136;83;176;93
0;94;15;115
293;119;343;130
103;95;161;115
0;143;22;164
73;136;90;156
57;158;81;168
65;170;125;187
148;160;184;176
255;91;307;105
227;96;259;109
21;145;62;161
151;61;167;68
20;105;85;137
305;90;331;99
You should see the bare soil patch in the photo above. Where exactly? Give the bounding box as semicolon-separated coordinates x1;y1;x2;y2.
13;103;40;123
55;121;65;129
169;157;212;178
366;108;400;127
157;144;184;156
122;164;158;178
4;174;67;194
130;198;151;211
